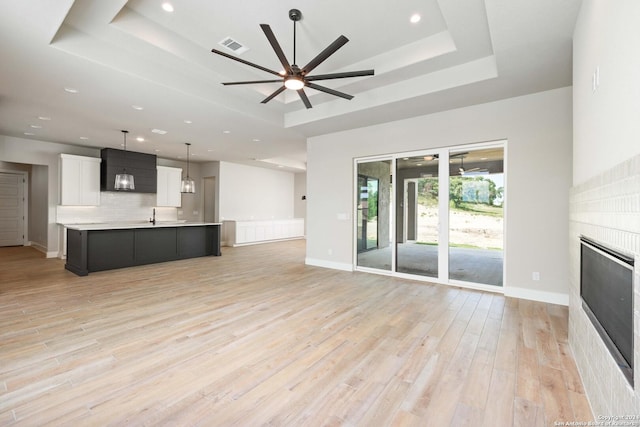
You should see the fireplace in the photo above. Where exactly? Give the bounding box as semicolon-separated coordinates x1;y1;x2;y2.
580;236;635;386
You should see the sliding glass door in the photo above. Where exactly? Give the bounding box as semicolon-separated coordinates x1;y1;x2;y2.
355;143;505;289
448;147;504;286
356;160;392;271
395;154;439;278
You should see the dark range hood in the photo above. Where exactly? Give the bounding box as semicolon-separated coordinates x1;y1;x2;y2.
100;148;157;193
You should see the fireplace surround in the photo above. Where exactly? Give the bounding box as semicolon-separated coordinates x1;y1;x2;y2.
569;154;640;416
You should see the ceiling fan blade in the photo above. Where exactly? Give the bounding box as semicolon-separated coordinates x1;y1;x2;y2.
297;88;312;109
222;79;283;85
306;70;375;81
306;82;353;100
260;24;291;73
211;48;282;77
261;86;286;104
302;35;349;74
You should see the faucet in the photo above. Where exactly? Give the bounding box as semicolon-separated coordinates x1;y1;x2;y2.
150;208;156;225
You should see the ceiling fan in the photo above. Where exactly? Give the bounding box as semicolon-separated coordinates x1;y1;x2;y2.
458;155;488;175
210;9;374;109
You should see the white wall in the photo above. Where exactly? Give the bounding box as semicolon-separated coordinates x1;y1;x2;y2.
573;0;640;185
294;172;307;229
218;161;296;221
306;87;572;302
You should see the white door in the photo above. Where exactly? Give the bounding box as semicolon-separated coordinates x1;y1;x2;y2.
0;172;25;246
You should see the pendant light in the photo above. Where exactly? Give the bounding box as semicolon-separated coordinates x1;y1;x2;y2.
181;142;195;193
114;130;135;190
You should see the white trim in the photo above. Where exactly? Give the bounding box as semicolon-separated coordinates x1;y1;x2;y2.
504;286;569;306
305;257;353;272
28;241;58;258
228;236;304;247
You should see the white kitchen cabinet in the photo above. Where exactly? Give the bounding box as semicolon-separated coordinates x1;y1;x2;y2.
59;154;101;206
223;219;305;246
156;166;182;207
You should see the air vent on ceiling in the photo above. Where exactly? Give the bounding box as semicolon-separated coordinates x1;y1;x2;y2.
218;37;249;55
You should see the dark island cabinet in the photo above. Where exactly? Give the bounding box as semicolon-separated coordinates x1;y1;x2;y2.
65;225;221;276
88;229;135;272
135;227;178;264
100;148;157;193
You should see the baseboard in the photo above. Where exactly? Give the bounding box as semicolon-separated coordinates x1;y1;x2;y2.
229;236;305;247
305;257;353;272
27;241;58;258
504;286;569;306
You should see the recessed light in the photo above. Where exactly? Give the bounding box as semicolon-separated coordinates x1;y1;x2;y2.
64;87;78;94
207;149;214;152
79;136;89;140
416;163;422;166
136;137;145;142
222;130;231;134
131;105;144;111
151;129;167;135
37;116;51;121
410;14;421;24
184;120;192;124
24;132;35;136
277;165;284;168
155;149;161;152
29;124;42;129
162;2;174;12
252;138;261;142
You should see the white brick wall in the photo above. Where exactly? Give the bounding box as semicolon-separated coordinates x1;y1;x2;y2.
569;154;640;417
56;192;178;224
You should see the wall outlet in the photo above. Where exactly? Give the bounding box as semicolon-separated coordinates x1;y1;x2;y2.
532;272;540;281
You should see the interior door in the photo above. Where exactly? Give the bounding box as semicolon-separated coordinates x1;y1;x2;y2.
0;172;25;246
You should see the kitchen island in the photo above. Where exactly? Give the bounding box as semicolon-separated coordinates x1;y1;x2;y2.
64;222;221;276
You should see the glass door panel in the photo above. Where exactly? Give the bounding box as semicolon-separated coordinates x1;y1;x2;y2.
356;161;392;271
448;147;504;286
395;154;439;277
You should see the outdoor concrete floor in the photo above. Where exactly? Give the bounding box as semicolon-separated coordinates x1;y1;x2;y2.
357;242;503;286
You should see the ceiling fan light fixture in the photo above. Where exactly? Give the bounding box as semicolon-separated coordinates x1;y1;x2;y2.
284;76;304;90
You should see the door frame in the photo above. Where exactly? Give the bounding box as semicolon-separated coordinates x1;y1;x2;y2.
353;140;506;294
0;170;28;247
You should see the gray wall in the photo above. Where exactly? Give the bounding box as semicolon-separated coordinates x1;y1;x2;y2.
306;87;572;304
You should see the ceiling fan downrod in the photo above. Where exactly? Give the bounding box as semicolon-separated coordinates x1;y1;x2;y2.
289;9;302;66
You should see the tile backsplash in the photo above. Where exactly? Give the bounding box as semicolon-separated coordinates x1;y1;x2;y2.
56;192;178;224
569;154;640;418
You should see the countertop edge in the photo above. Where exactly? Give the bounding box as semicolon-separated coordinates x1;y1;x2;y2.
61;222;221;231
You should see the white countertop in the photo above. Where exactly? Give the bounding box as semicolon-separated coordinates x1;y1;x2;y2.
62;221;221;231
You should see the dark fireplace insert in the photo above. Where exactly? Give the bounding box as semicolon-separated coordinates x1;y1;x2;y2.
580;236;635;386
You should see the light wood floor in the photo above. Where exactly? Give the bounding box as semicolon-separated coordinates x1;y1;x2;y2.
0;241;592;426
